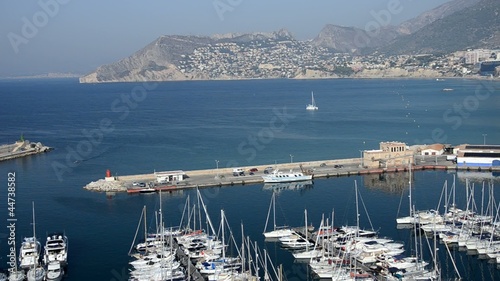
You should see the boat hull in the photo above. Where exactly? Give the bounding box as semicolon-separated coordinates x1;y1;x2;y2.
262;175;312;183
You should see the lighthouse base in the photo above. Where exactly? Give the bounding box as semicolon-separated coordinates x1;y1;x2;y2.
105;176;116;182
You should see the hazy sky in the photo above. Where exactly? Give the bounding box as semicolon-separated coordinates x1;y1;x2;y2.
0;0;451;76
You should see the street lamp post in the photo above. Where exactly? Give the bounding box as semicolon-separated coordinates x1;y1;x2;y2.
483;134;487;145
215;160;219;176
359;150;364;168
290;154;294;163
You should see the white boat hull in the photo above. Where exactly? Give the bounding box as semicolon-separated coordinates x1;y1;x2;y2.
262;171;312;183
263;228;295;238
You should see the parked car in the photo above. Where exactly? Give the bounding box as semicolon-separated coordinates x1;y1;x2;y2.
264;167;274;174
249;168;258;172
232;168;245;176
334;164;344;169
138;182;146;187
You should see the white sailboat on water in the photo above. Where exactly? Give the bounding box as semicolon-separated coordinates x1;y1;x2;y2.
306;91;318;111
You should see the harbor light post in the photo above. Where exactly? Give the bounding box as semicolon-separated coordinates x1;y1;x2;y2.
359;150;364;168
215;160;219;177
483;134;487;145
290;154;294;164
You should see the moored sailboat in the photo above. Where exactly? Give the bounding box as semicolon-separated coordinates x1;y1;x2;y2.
263;192;295;239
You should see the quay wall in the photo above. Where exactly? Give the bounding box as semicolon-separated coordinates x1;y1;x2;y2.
115;158;359;181
85;156;500;193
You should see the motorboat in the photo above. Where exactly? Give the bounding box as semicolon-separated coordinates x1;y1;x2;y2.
43;233;68;267
262;169;312;183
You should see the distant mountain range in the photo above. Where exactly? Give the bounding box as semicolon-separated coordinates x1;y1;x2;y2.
80;0;499;83
380;0;500;54
311;0;486;53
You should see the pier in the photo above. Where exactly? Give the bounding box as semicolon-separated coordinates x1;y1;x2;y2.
83;156;500;193
0;140;51;162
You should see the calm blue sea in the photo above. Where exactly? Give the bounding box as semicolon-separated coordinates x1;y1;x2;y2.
0;78;499;280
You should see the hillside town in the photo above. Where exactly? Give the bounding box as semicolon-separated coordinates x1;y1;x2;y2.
177;38;500;80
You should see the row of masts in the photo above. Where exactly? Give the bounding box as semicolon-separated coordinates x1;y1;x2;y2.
127;189;284;281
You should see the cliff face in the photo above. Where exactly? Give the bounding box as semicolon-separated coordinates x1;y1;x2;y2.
311;24;399;53
80;35;214;83
381;0;500;54
397;0;481;34
312;0;483;53
79;30;296;83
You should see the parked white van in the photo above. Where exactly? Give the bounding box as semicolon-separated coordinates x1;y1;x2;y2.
232;168;245;176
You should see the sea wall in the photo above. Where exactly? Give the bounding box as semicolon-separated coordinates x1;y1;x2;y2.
0;140;51;162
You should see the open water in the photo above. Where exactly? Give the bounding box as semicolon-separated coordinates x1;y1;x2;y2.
0;78;499;280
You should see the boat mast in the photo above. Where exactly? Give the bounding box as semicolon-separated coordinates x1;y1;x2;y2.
273;192;277;231
247;236;252;276
263;192;275;234
128;206;145;256
355;180;360;237
143;206;148;255
31;201;37;271
304;209;308;252
240;223;245;274
408;163;412;220
221;209;226;262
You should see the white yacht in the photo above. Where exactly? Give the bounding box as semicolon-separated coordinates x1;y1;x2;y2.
43;233;68;267
262;169;312;183
19;237;41;270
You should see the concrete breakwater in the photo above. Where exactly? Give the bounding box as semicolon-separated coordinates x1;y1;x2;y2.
84;158;358;192
0;140;51;162
83;157;497;193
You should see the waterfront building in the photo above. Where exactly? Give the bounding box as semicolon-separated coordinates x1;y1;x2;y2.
456;145;500;167
419;144;445;156
363;141;414;169
155;170;186;183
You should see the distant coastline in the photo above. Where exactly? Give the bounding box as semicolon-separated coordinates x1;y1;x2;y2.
77;73;500;84
1;73;497;84
0;73;81;80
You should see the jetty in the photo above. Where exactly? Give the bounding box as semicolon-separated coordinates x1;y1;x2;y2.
0;140;51;162
83;156;500;193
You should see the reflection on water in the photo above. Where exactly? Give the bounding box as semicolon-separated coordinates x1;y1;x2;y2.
363;171;412;194
263;180;314;193
456;170;500;184
363;169;499;194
